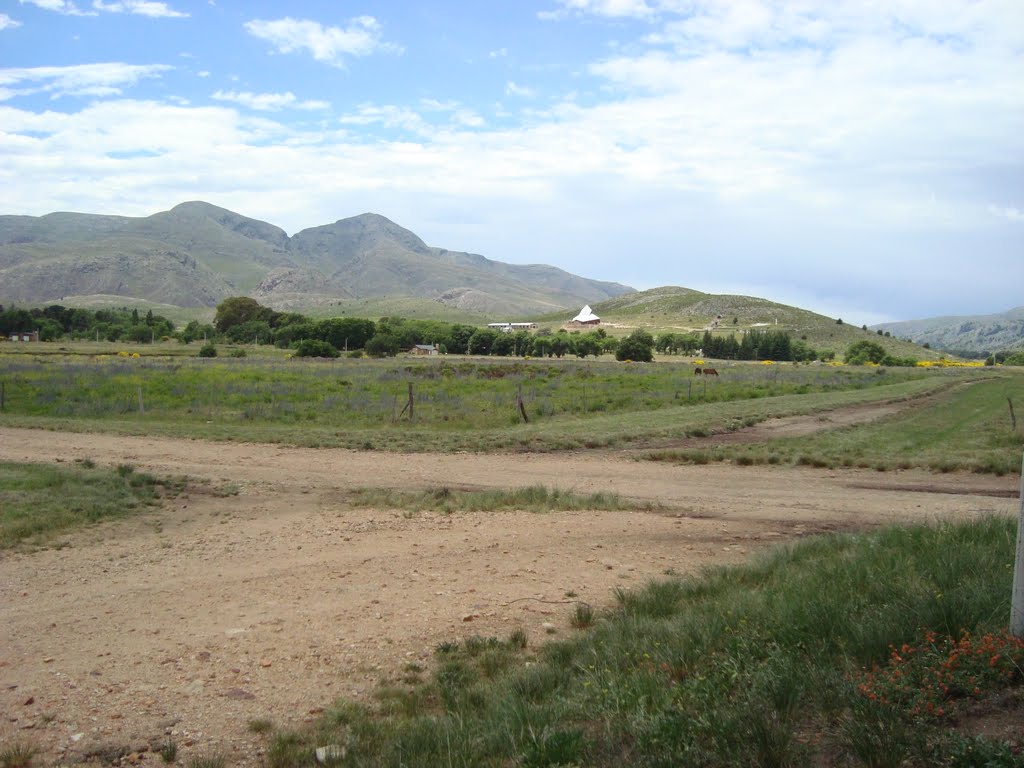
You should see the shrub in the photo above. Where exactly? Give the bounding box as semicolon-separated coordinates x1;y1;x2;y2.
845;340;886;365
615;329;655;362
197;342;217;358
292;339;340;358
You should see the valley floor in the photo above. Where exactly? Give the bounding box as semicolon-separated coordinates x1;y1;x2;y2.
0;427;1018;764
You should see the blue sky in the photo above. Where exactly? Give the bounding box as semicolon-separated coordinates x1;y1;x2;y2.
1;0;1022;324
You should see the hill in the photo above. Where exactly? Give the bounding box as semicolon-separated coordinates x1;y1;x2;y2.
872;307;1024;356
0;202;633;317
542;286;938;361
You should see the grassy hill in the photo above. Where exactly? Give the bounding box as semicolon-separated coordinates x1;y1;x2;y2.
539;286;943;361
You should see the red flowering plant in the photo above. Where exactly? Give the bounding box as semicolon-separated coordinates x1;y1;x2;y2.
852;629;1024;721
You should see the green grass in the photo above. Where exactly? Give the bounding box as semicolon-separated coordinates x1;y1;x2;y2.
647;377;1024;474
0;460;183;548
260;517;1024;766
343;485;659;514
0;352;966;453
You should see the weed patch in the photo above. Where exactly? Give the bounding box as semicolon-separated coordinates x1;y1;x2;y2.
343;485;660;513
0;461;183;548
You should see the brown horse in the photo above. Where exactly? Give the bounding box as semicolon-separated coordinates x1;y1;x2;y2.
694;367;703;376
702;368;719;376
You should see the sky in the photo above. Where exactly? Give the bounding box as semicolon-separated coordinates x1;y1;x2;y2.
1;0;1022;324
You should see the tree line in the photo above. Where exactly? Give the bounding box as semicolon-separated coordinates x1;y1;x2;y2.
0;304;175;342
694;329;830;362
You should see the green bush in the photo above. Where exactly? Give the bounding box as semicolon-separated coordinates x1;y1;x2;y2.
198;343;217;358
292;339;340;358
615;329;655;362
845;340;886;365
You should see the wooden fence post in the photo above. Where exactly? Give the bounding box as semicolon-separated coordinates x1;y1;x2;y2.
1;381;5;412
1011;451;1024;638
137;385;144;415
398;383;414;421
1009;398;1017;431
517;384;529;423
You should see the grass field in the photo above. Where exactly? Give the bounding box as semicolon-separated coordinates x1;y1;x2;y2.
646;377;1024;475
0;350;976;451
255;517;1024;767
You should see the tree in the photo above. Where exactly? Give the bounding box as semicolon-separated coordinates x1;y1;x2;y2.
615;329;655;362
214;297;267;333
365;334;399;358
180;320;215;344
845;340;887;365
315;317;376;350
574;333;602;358
468;329;499;355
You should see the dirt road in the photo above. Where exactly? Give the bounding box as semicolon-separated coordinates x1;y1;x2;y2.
0;426;1017;762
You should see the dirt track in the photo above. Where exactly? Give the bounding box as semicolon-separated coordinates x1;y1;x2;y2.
0;425;1018;763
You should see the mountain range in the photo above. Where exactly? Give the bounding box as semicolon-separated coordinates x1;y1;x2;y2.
0;201;633;317
872;308;1024;356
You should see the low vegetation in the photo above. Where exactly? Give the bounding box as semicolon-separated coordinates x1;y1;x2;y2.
0;352;959;453
260;517;1024;766
0;460;183;548
343;485;659;514
646;377;1024;475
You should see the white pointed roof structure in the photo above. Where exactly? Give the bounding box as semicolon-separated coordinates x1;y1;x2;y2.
572;305;600;323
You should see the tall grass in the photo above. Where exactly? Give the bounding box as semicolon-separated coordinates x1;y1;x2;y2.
265;517;1023;766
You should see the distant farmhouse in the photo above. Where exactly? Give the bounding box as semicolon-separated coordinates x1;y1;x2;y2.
7;331;39;342
569;305;601;327
486;322;538;334
410;343;440;356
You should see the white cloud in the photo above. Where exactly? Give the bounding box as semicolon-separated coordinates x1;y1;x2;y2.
244;16;401;67
212;90;329;111
540;0;654;20
0;62;171;99
339;104;429;134
989;205;1024;222
92;0;188;18
0;13;22;29
489;48;507;58
1;1;1021;320
18;0;95;16
505;81;535;98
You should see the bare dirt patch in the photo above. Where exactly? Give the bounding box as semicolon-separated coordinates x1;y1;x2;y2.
642;399;913;451
0;426;1017;763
